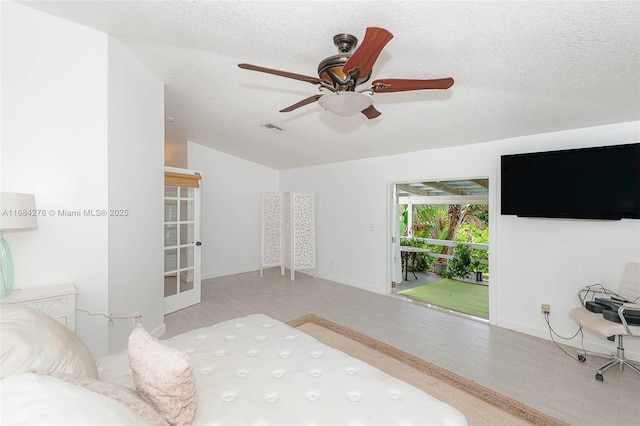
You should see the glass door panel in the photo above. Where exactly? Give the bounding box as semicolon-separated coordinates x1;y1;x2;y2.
179;224;194;245
180;186;194;198
165;186;178;197
164;275;177;297
179;200;194;221
164;224;177;247
165;199;178;222
164;248;177;272
180;246;194;269
180;273;194;292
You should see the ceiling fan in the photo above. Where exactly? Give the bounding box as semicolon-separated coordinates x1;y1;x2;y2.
238;27;454;119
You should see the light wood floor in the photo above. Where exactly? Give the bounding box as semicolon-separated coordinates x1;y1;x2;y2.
164;268;640;425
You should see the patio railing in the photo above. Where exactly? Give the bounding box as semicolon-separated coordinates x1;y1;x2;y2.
399;237;489;271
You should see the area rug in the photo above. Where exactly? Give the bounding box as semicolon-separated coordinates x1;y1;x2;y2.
398;278;489;319
287;314;566;426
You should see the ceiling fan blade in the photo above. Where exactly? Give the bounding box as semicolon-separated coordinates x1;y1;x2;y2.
343;27;393;80
361;105;381;119
371;78;455;93
238;63;326;85
279;94;323;112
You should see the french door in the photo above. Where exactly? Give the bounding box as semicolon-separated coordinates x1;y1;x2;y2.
164;168;202;314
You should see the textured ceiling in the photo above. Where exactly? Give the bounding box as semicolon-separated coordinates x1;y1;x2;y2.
20;1;640;170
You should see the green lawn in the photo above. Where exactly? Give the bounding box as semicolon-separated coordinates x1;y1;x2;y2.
398;279;488;319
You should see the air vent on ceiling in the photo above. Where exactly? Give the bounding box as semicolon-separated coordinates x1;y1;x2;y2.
261;123;284;133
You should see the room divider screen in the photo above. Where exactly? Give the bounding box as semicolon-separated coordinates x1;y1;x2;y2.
261;192;316;280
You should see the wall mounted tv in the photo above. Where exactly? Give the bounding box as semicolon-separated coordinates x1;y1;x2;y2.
501;143;640;220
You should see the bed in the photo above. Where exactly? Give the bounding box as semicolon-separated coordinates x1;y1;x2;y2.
1;304;467;425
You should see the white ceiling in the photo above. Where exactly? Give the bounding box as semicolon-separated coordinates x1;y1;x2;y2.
20;1;640;170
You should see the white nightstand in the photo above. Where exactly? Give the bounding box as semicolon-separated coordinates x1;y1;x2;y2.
1;284;78;331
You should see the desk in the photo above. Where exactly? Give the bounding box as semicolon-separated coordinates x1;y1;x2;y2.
400;247;430;281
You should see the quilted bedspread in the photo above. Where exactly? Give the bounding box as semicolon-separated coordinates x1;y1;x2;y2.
97;314;467;426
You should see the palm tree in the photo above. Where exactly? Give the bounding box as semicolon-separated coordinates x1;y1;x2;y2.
413;203;488;257
439;204;467;257
412;204;448;239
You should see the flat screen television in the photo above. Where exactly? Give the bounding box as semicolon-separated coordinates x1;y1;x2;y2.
501;143;640;220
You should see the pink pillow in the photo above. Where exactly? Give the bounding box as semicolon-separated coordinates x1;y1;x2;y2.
128;327;196;426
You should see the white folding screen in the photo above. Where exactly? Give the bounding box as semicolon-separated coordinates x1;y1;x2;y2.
261;193;283;274
261;192;316;280
289;192;316;278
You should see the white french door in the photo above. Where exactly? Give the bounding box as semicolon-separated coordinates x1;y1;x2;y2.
164;168;202;314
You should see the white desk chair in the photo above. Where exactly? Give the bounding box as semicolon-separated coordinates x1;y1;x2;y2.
569;261;640;381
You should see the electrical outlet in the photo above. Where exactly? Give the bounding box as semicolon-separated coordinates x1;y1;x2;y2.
541;304;551;314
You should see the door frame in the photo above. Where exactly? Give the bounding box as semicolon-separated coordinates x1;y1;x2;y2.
387;168;498;325
164;166;202;314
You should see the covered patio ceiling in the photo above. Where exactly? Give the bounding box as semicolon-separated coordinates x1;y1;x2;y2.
398;179;489;205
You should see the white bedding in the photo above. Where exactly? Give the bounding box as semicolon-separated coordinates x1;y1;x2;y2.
98;314;467;426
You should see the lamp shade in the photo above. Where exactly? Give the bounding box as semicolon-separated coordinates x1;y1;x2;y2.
0;192;37;298
318;92;373;117
0;193;37;230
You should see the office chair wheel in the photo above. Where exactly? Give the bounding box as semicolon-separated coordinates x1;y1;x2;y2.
595;373;603;382
578;354;586;362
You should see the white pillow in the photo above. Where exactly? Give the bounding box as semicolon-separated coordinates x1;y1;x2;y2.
0;373;146;425
128;326;197;426
44;372;169;426
0;304;98;379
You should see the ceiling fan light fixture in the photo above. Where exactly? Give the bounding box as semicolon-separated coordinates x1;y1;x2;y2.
318;92;373;117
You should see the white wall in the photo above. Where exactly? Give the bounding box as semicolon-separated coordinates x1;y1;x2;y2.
280;121;640;358
107;39;165;353
1;1;110;356
1;3;165;357
187;142;279;278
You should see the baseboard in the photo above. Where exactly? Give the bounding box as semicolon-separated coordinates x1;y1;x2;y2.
497;318;551;340
498;318;640;362
201;266;384;296
315;272;382;294
201;265;260;280
201;267;382;296
150;322;167;339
